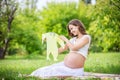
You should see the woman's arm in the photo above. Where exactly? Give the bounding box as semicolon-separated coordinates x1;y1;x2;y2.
58;44;68;53
59;35;89;51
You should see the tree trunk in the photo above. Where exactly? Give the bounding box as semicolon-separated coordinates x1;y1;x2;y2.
0;48;5;59
0;0;17;59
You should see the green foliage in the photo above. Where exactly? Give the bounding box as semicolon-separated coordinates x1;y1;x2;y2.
39;2;79;37
88;0;120;52
9;9;43;54
77;1;93;30
1;0;120;56
0;0;16;48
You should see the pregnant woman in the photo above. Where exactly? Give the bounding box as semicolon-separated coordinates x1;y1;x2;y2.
30;19;91;79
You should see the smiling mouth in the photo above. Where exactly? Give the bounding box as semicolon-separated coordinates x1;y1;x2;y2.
74;35;78;37
72;33;77;37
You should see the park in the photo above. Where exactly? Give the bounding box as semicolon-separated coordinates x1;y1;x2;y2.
0;0;120;80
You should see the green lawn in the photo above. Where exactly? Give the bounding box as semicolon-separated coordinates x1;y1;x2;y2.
0;52;120;80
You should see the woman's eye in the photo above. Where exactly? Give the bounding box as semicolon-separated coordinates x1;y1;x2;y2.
70;28;72;31
73;27;77;29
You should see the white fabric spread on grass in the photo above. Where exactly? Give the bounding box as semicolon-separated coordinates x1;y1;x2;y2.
30;62;84;78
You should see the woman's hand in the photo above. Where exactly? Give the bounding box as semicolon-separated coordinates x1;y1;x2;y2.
59;35;68;42
59;35;73;50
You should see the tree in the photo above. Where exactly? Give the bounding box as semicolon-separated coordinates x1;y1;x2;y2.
39;2;79;37
0;0;17;59
88;0;120;52
10;11;42;55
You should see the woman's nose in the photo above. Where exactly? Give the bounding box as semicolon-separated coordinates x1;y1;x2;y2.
71;30;74;33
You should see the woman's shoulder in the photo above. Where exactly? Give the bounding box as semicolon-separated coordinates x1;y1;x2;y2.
83;35;91;43
83;35;91;39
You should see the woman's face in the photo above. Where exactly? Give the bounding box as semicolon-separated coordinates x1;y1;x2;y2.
69;24;80;36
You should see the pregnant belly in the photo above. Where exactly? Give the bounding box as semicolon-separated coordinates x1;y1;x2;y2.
64;52;85;68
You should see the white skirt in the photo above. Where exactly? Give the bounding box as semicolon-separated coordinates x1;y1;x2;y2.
30;62;84;78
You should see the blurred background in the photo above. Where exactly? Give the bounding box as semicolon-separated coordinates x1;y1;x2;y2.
0;0;120;59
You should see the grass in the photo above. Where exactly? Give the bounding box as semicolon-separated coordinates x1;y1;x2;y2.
84;52;120;74
0;52;120;80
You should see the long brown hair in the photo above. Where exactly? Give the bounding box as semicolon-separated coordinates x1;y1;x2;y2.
66;19;87;37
